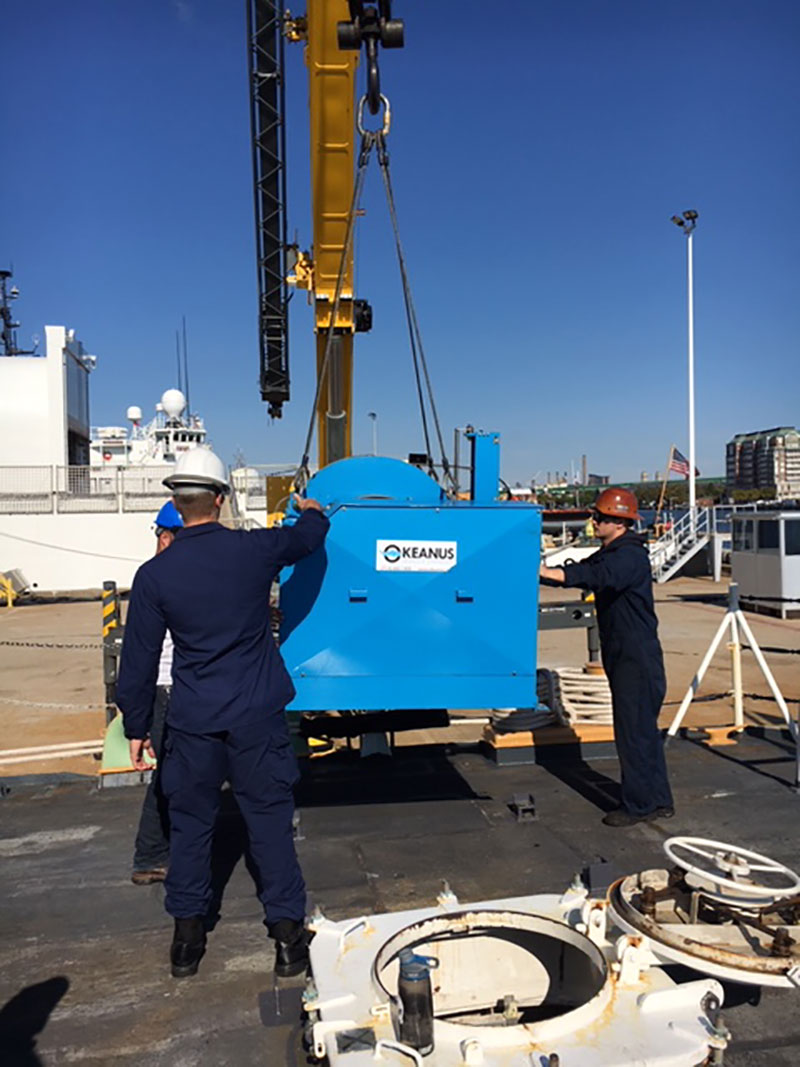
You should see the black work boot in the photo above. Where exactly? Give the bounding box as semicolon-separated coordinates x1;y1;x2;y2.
170;917;206;978
268;918;310;978
601;808;658;828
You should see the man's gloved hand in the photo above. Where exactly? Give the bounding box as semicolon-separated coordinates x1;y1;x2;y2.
292;494;323;513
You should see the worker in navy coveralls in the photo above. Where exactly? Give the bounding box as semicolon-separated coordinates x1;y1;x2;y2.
116;447;329;978
539;487;674;828
130;500;184;886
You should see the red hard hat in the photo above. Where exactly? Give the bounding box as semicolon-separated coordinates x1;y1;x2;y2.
593;487;640;521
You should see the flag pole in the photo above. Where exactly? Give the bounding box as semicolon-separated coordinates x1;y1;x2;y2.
687;227;696;530
655;445;673;526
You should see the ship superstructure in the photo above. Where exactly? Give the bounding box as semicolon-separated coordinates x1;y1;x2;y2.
89;389;207;468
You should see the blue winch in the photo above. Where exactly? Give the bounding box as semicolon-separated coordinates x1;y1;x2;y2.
280;431;541;713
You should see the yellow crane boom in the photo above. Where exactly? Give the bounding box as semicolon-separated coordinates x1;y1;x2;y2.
286;1;403;470
287;1;359;468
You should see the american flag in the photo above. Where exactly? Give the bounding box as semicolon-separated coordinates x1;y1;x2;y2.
669;448;699;477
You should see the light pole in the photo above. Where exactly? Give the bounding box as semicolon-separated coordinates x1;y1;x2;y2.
367;411;378;456
671;210;699;527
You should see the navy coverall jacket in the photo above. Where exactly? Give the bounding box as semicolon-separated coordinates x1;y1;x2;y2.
560;530;673;815
116;511;329;740
561;530;660;651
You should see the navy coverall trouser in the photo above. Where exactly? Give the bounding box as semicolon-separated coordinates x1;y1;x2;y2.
602;638;672;817
132;686;171;871
161;717;304;921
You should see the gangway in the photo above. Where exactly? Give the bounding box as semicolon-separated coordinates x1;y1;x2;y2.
650;507;712;583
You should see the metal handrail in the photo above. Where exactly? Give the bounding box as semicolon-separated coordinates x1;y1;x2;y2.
650;507;711;579
649;503;778;581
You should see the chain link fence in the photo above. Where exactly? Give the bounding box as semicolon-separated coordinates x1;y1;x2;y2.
120;465;172;512
0;464;173;515
0;466;54;514
0;463;301;519
55;466;119;512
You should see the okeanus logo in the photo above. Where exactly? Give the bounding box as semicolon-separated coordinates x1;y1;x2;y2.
376;539;457;573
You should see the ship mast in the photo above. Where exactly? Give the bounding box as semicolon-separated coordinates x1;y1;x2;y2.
0;269;36;357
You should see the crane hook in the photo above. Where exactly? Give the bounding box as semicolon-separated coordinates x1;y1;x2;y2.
338;3;404;115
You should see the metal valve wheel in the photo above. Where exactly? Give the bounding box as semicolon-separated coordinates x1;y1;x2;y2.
664;836;800;904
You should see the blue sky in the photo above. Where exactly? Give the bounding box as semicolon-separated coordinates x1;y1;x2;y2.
3;0;798;483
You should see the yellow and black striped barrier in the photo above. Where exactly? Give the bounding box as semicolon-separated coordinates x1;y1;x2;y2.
102;581;120;639
99;579;139;780
102;582;123;727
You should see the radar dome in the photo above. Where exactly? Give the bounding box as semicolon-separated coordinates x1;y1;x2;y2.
161;389;186;419
126;405;143;423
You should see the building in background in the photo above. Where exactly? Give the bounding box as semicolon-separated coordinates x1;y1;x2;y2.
726;428;800;499
587;473;610;487
0;325;96;467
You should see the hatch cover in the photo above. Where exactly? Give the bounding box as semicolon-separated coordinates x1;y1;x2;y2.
608;836;800;988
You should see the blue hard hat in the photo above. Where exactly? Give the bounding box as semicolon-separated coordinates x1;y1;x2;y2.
155;500;184;530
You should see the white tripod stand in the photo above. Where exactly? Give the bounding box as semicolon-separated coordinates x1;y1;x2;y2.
665;584;799;789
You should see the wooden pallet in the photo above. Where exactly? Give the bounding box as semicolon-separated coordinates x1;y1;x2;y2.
482;722;616;749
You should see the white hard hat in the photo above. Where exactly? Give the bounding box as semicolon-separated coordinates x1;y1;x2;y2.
163;447;231;495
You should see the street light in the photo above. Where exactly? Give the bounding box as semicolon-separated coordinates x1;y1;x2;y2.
367;411;378;456
671;209;699;527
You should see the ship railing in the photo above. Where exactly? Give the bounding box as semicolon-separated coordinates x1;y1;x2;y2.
119;466;173;512
0;464;174;515
0;466;54;514
56;467;119;512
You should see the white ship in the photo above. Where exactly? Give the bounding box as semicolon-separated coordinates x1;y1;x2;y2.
89;388;208;468
0;307;273;593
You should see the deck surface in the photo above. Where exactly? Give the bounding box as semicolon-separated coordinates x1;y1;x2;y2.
1;579;799;1065
2;735;800;1066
